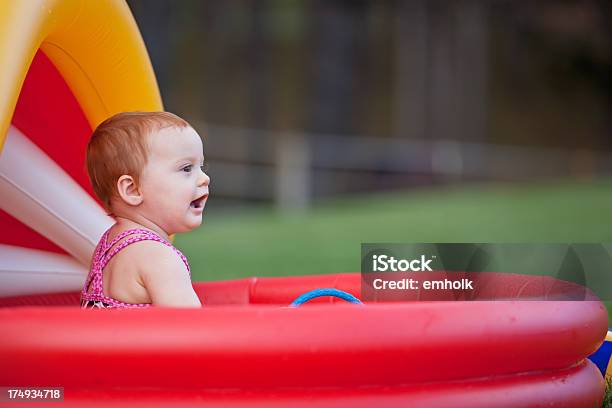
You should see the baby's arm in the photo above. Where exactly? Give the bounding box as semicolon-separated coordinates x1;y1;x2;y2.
132;241;202;308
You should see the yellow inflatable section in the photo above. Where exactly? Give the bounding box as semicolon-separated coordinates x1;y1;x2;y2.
0;0;162;152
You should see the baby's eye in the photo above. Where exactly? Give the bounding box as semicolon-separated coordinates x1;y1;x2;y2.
181;165;193;173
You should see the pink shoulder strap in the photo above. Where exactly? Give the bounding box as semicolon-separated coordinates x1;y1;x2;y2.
83;228;191;298
101;229;191;277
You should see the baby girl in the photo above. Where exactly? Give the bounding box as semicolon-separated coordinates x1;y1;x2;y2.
80;111;209;308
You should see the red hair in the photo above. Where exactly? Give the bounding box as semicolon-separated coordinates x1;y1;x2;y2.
86;111;190;209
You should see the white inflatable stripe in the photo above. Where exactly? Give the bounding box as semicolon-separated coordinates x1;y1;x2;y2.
0;125;113;267
0;244;86;296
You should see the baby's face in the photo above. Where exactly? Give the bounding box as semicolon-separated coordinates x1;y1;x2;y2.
138;126;210;234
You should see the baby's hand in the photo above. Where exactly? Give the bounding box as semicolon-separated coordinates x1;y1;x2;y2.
131;241;202;307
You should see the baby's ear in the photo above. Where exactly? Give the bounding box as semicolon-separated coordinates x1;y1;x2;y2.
116;175;143;206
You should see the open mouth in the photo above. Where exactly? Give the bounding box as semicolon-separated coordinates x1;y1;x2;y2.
190;194;208;209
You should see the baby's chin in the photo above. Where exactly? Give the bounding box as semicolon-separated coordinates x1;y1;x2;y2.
179;215;204;233
187;218;203;230
155;215;202;236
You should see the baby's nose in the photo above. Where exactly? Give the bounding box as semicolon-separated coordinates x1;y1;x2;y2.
199;170;210;187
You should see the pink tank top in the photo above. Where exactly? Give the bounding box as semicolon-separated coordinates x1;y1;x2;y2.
80;228;191;309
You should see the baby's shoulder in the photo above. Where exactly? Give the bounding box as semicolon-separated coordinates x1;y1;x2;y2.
117;239;182;266
116;239;188;282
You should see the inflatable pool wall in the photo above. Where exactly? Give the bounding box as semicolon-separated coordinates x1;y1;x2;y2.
0;273;609;407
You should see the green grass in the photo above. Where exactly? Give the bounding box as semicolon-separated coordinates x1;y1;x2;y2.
176;179;612;282
604;377;612;408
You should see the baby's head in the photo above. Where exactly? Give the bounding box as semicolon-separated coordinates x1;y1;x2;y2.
87;111;210;235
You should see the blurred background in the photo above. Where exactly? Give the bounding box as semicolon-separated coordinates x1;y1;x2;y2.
126;0;612;284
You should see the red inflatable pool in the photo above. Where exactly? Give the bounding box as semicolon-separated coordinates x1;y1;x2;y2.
0;272;607;407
